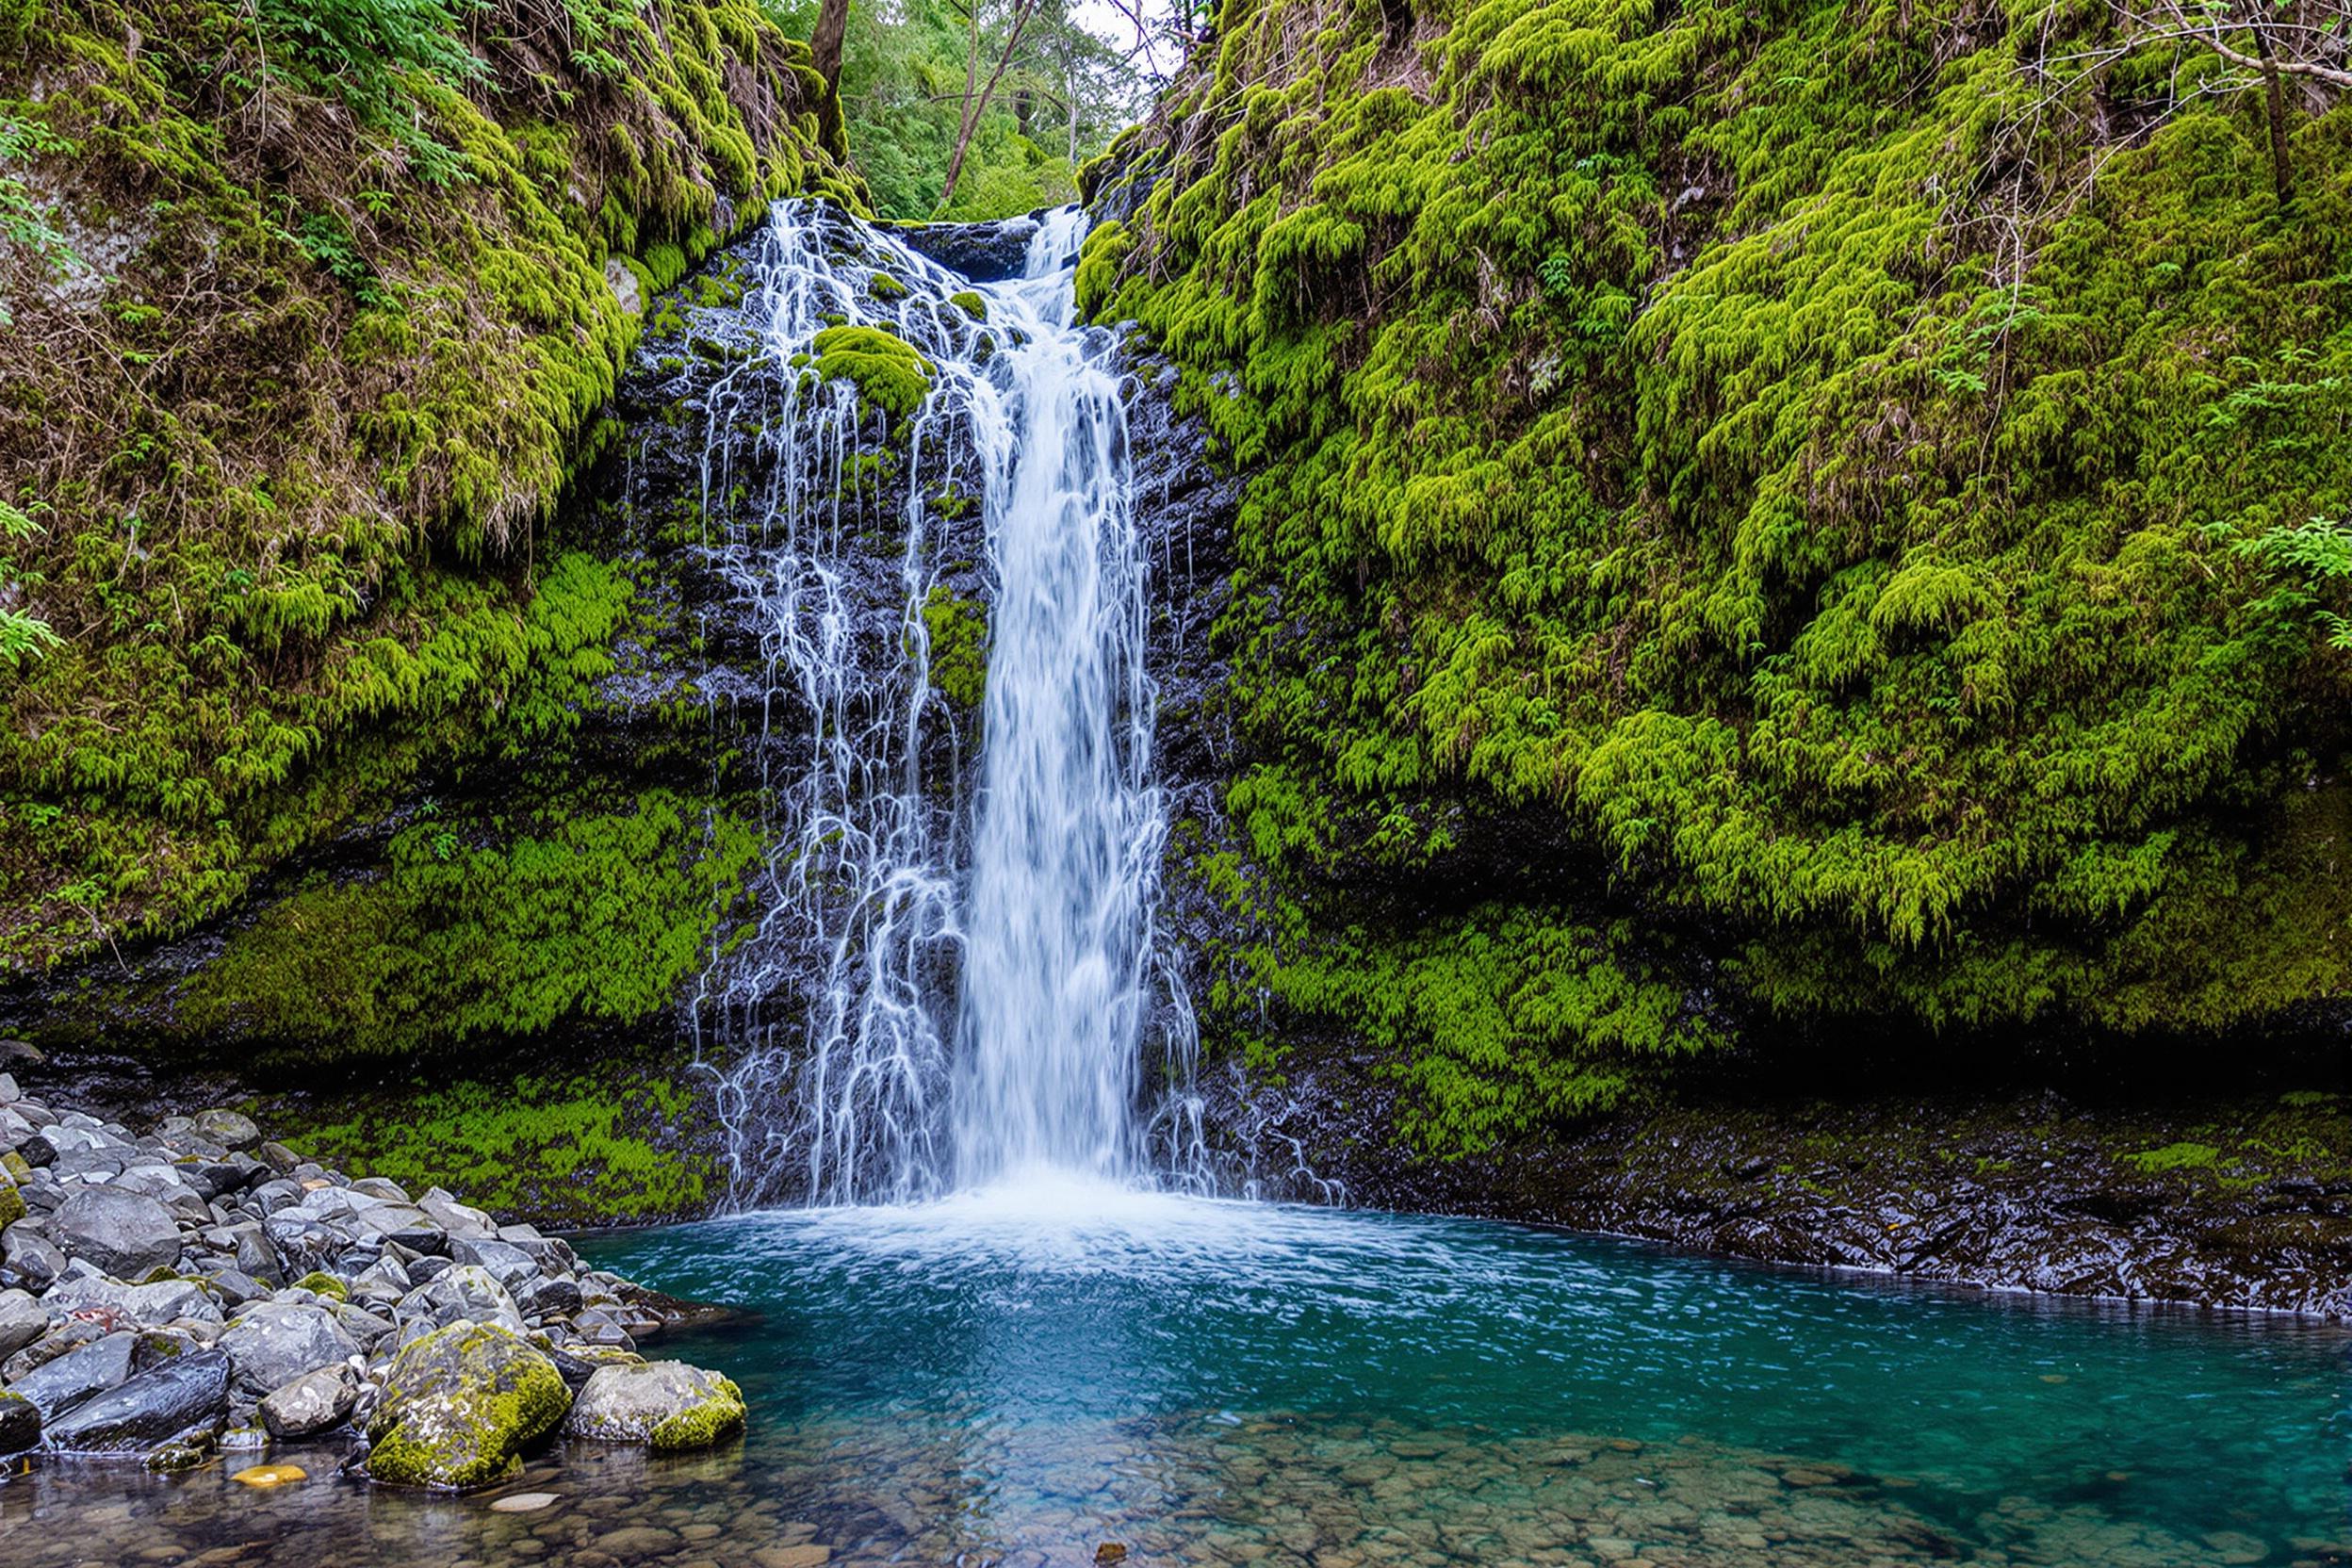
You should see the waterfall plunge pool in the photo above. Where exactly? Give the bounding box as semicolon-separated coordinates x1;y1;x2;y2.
5;1185;2342;1567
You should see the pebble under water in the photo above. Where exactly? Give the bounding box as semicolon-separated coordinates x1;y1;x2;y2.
3;1187;2344;1568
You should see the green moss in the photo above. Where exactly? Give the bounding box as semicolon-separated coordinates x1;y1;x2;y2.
648;1373;746;1450
367;1322;570;1491
869;270;908;301
810;324;935;419
295;1271;349;1301
949;289;987;321
1097;0;2352;1062
0;1175;22;1230
2123;1141;2225;1174
0;0;865;973
177;783;760;1062
265;1066;717;1224
918;586;989;710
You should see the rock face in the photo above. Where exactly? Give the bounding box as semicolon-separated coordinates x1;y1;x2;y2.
564;1360;746;1450
41;1348;229;1454
49;1186;181;1280
366;1322;572;1490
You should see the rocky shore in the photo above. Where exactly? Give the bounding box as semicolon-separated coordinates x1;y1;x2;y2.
0;1072;743;1490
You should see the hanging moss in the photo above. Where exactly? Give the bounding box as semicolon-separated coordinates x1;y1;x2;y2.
918;585;989;710
1095;0;2352;1097
0;0;864;972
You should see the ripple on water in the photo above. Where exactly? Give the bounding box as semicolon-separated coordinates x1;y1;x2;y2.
4;1189;2346;1568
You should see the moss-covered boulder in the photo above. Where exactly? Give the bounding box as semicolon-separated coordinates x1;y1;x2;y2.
810;325;936;418
366;1323;570;1491
0;1174;23;1231
562;1360;745;1451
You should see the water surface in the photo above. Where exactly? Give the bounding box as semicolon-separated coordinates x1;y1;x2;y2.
10;1186;2338;1568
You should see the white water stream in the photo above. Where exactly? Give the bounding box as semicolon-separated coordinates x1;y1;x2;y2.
692;201;1206;1207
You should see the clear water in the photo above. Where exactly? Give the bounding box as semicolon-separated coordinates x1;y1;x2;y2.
5;1190;2342;1566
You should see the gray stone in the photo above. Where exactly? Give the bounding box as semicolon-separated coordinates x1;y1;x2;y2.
42;1348;229;1454
0;1287;45;1358
45;1274;222;1329
7;1330;137;1418
218;1301;358;1396
366;1322;570;1490
258;1363;357;1438
563;1361;743;1450
349;1177;411;1203
2;1223;63;1291
234;1225;281;1282
50;1186;183;1281
193;1110;259;1149
417;1191;497;1238
449;1236;539;1291
395;1265;525;1335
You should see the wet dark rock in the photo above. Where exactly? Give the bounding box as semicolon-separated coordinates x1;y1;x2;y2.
889;214;1044;281
41;1347;229;1454
8;1331;137;1419
48;1186;181;1281
0;1387;35;1453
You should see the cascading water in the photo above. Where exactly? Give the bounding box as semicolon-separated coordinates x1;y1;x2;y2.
691;200;1208;1208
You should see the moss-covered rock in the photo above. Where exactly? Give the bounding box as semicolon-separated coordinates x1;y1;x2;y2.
0;1175;23;1231
919;586;990;711
0;0;863;973
1097;0;2352;1131
292;1272;348;1303
366;1322;570;1491
563;1360;745;1451
949;289;988;321
810;324;936;419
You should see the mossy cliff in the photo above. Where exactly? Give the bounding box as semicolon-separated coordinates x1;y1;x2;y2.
0;0;860;971
1086;0;2352;1153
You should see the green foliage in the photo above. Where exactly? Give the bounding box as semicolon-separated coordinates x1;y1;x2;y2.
2122;1141;2223;1174
763;0;1135;218
811;323;935;417
253;0;486;173
0;110;78;326
0;498;61;669
1097;0;2352;1059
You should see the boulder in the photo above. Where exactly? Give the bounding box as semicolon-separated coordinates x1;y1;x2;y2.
365;1322;571;1490
8;1330;137;1418
50;1186;182;1281
193;1110;260;1149
258;1363;358;1438
0;1223;63;1290
0;1389;36;1455
218;1301;358;1396
0;1287;45;1358
41;1348;230;1454
564;1361;746;1451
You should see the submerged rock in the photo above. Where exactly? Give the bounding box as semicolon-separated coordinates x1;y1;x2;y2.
366;1321;571;1490
41;1347;228;1454
564;1359;745;1450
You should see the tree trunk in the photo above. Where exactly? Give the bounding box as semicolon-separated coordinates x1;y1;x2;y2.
2250;18;2295;204
936;0;1043;212
810;0;849;92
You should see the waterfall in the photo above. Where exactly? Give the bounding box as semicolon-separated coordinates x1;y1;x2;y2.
692;200;1206;1207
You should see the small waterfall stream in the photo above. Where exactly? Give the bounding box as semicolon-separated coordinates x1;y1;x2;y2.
692;200;1205;1208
